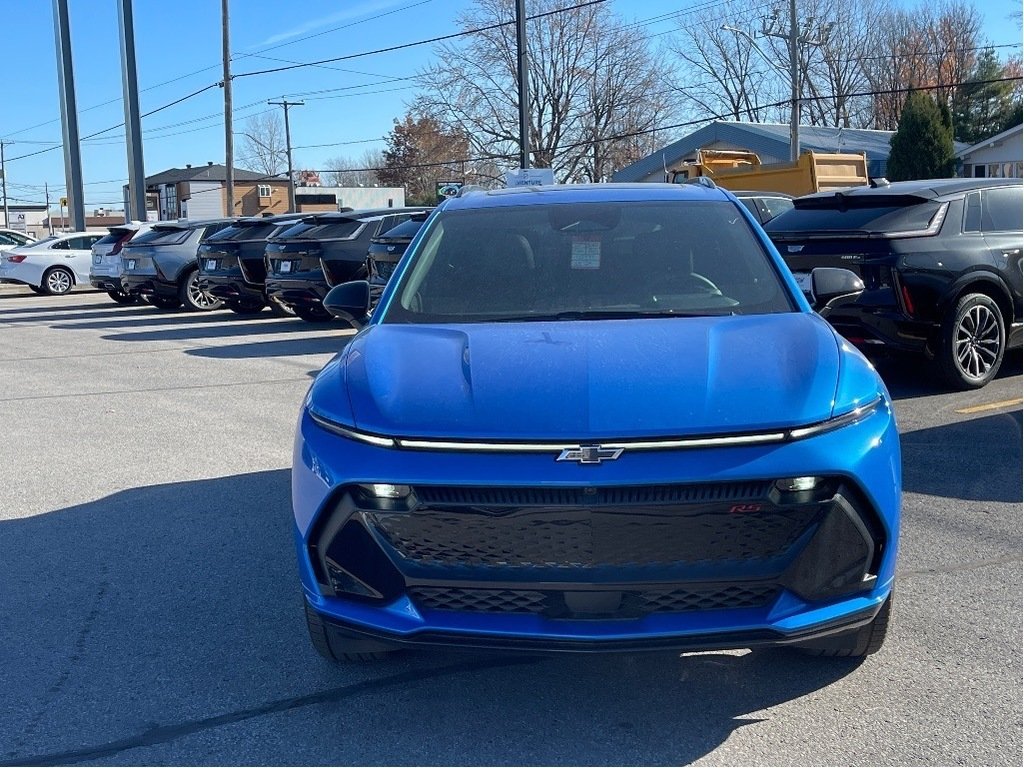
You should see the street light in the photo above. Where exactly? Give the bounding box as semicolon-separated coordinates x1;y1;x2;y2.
721;23;799;160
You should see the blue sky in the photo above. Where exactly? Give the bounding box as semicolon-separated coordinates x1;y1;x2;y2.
2;0;1021;211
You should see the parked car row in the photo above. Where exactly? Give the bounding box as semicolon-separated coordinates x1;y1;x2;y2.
3;178;1020;390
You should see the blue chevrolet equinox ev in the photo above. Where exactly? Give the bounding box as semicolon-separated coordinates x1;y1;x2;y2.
293;183;901;662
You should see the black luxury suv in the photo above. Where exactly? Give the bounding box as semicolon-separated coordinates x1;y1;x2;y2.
264;207;431;322
765;178;1023;389
366;210;431;302
196;214;302;315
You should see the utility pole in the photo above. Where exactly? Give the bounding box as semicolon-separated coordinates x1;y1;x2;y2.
760;1;828;162
1;141;8;230
45;183;52;234
117;0;146;223
222;0;234;218
52;0;85;232
515;0;530;169
268;98;303;212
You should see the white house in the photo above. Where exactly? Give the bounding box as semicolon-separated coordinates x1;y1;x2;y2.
956;123;1023;179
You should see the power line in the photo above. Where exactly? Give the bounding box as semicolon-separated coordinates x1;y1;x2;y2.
232;0;612;79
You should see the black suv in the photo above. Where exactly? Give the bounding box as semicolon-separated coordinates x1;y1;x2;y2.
366;211;431;302
265;207;431;322
196;214;302;315
765;178;1023;389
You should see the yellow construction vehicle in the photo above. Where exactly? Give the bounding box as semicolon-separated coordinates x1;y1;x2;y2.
668;149;870;196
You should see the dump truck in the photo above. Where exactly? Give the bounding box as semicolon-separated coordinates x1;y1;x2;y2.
668;149;870;196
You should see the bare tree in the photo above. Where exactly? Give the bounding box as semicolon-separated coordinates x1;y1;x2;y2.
321;149;383;187
668;1;781;125
238;112;286;177
863;0;983;129
413;0;670;182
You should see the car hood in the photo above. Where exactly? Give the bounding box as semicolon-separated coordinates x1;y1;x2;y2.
331;314;843;440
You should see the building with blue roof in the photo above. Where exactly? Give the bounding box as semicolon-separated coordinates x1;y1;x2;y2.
612;121;905;183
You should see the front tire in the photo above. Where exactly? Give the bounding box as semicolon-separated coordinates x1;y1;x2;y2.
304;601;395;662
179;269;223;312
796;594;892;658
937;293;1005;390
41;267;74;295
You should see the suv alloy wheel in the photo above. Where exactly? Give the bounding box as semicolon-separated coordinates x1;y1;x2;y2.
938;293;1006;389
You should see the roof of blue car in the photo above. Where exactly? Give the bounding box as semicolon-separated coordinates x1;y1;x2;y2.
442;183;733;210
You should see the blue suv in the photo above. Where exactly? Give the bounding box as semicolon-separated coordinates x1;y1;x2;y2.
294;183;901;662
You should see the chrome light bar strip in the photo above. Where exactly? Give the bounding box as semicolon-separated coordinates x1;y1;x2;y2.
308;396;882;453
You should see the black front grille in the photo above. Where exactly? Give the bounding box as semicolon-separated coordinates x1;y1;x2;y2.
370;504;817;569
413;482;771;507
409;584;779;617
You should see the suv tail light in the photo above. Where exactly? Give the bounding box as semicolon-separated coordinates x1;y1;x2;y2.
111;234;132;255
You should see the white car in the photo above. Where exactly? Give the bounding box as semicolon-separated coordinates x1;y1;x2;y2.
0;232;105;295
89;222;149;304
0;229;36;252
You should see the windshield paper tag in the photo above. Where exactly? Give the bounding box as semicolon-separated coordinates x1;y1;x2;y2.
571;235;601;269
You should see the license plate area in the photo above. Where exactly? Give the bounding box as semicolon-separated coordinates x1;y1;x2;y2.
205;259;218;271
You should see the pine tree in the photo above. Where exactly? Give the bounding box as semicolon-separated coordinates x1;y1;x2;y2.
887;92;956;181
952;49;1022;144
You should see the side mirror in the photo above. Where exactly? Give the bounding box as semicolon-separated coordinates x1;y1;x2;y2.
809;267;864;313
323;281;371;327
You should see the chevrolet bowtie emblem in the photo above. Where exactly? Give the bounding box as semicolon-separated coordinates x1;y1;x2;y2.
557;445;624;464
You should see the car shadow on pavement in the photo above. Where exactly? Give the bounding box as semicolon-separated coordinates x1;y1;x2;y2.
878;350;1022;400
901;409;1023;503
185;337;352;360
0;472;862;766
94;321;350;343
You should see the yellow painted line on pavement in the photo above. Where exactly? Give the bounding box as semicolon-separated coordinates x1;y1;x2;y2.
955;398;1023;414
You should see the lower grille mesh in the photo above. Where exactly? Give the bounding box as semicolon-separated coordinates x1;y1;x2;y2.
409;584;779;616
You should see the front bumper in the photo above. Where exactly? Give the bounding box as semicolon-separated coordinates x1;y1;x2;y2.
293;400;901;652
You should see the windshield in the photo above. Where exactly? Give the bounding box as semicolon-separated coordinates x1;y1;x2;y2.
381;201;793;323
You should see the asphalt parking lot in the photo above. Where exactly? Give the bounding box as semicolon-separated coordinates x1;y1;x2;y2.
1;285;1021;767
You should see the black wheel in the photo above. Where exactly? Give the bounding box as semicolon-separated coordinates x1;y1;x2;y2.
294;304;335;323
106;289;138;305
145;294;182;310
179;269;223;312
796;594;892;658
41;267;74;295
304;601;395;662
937;293;1005;390
226;301;266;315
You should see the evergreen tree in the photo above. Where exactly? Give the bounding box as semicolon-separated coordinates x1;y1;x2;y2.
887;92;956;181
952;48;1022;144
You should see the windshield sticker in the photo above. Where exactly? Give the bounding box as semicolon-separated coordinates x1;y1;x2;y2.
571;235;601;269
